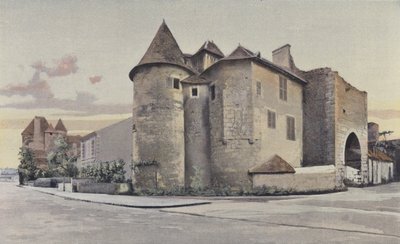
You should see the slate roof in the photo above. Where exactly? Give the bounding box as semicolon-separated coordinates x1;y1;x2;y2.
194;41;224;58
129;21;194;80
204;45;307;85
248;155;295;174
368;150;393;162
21;117;49;135
55;119;67;132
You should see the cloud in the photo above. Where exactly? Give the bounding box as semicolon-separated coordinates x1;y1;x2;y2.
0;54;131;116
31;55;78;77
0;71;54;100
89;75;102;84
369;109;400;120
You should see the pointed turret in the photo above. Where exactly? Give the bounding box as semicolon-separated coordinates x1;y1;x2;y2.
129;21;193;80
55;119;67;132
195;40;224;58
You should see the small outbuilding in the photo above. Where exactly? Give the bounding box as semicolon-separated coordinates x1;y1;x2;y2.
368;150;394;185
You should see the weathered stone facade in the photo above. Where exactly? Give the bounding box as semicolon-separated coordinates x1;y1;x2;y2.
128;22;368;191
302;68;368;185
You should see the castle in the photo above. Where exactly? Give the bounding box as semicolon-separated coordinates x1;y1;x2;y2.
21;116;81;168
129;21;368;191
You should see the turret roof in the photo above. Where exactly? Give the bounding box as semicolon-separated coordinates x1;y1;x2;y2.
55;119;67;132
45;123;55;132
194;40;224;58
21;116;49;135
129;21;194;80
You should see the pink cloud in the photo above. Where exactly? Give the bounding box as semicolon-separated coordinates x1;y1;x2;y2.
89;75;102;84
31;55;78;77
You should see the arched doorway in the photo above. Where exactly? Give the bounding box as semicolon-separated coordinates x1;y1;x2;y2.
344;132;362;184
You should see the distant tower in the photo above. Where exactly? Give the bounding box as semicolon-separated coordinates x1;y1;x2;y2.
129;21;194;190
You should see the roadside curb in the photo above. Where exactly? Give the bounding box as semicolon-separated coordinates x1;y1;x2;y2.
22;186;211;209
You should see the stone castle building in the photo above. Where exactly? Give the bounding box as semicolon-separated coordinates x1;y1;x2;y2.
21;116;81;168
129;21;368;191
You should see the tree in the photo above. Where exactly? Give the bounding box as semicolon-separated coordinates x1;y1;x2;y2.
80;160;126;183
18;147;38;184
47;135;78;177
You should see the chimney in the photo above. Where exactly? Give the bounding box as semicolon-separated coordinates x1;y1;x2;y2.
272;44;294;70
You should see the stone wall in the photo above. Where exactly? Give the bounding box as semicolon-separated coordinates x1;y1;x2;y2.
132;64;191;190
252;62;303;167
334;72;368;184
252;171;337;192
183;83;211;188
302;68;336;166
205;60;257;189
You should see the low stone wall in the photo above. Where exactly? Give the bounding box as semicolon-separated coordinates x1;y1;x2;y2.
57;183;73;192
71;178;95;192
77;182;117;194
252;168;337;193
34;177;71;188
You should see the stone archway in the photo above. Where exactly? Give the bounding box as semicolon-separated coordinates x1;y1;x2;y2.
344;132;362;183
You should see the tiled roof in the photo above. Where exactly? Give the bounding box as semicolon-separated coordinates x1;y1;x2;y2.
45;123;55;132
248;155;295;174
55;119;67;132
195;41;224;58
205;45;307;85
368;150;393;162
21;117;49;135
67;135;82;145
129;21;194;80
181;75;210;84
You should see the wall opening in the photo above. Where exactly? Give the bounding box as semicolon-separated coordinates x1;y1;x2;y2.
344;132;362;184
344;133;361;170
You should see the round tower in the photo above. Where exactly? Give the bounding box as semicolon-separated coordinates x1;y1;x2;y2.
129;21;194;190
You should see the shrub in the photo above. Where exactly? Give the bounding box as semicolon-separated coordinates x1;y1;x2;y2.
80;160;126;183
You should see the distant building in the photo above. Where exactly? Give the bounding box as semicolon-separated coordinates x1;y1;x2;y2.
21;116;81;168
79;117;133;180
128;21;368;191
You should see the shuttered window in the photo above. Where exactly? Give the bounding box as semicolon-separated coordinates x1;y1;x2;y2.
279;76;287;101
256;81;261;96
286;116;295;140
267;110;276;129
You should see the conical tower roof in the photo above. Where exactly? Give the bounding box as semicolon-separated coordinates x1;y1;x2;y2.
55;119;67;132
129;21;194;80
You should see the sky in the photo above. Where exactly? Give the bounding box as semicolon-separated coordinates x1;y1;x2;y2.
0;0;399;168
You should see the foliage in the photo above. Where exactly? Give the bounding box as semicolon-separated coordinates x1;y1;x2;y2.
80;160;126;183
46;135;79;177
17;147;38;184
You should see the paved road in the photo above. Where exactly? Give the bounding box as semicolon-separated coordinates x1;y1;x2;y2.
0;182;399;244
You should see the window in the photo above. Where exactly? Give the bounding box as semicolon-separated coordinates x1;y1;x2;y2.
173;78;180;89
191;87;198;97
166;77;180;89
91;139;95;157
279;76;287;101
267;110;276;129
256;81;261;96
286;116;295;141
81;143;86;160
210;85;216;100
